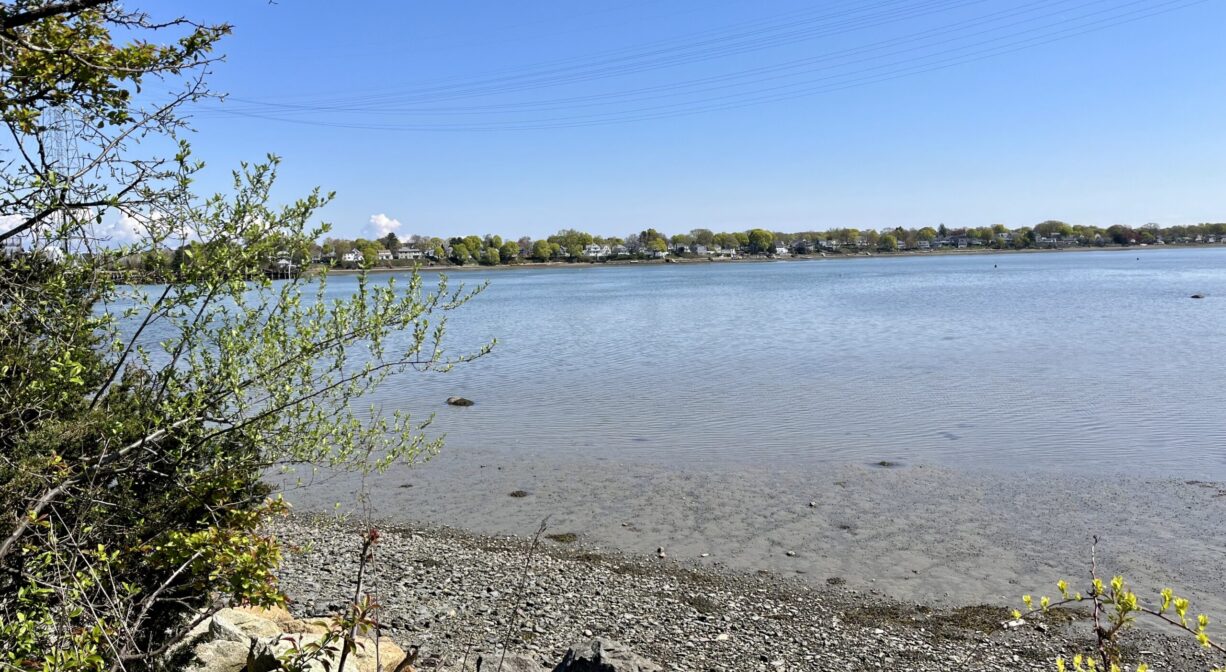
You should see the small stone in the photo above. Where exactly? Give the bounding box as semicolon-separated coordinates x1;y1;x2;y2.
785;551;796;557
446;396;474;406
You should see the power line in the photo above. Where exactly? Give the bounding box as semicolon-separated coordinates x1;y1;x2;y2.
194;0;1210;132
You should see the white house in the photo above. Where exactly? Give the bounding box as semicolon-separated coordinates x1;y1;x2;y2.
583;244;610;258
396;246;423;260
612;244;629;256
375;248;394;261
341;250;362;263
773;245;789;256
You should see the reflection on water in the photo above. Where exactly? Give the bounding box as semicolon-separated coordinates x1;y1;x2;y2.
175;248;1226;478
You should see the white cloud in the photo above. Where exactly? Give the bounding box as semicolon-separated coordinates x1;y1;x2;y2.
368;213;403;238
106;212;150;245
99;211;194;247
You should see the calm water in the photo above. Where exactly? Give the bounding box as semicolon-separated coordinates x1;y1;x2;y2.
315;247;1226;479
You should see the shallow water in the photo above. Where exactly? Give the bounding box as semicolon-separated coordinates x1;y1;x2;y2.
331;248;1226;480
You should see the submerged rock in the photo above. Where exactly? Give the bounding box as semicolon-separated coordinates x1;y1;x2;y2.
446;396;474;406
1191;293;1206;299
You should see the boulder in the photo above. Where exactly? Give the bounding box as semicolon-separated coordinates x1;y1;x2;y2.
286;634;406;672
189;640;250;672
554;639;660;672
188;607;408;672
446;396;474;406
209;608;284;642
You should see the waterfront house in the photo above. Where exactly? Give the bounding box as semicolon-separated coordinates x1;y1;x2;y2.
612;244;629;256
773;245;789;256
375;248;393;261
917;240;931;250
583;243;610;259
791;239;813;254
396;246;423;260
341;250;362;263
691;244;708;255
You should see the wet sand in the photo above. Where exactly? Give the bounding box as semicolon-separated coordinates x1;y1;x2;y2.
280;448;1226;635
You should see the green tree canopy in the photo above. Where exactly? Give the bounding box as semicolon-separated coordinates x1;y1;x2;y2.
747;228;774;253
0;7;491;668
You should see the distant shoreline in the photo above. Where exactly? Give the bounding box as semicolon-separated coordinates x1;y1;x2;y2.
310;243;1215;276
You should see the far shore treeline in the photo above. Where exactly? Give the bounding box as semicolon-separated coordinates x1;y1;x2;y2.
41;220;1226;277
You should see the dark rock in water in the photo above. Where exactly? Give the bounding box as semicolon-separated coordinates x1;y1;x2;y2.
446;396;474;406
553;638;661;671
1191;294;1206;299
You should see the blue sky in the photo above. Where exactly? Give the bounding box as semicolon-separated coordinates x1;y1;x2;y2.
177;0;1225;241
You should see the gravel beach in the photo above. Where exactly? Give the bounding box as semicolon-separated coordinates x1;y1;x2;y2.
271;515;1222;671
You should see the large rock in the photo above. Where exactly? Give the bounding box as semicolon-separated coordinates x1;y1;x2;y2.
446;396;474;406
188;608;408;672
554;639;660;672
209;608;284;642
189;640;250;672
458;652;542;671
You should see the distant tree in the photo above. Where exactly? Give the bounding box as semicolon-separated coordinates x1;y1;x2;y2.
451;242;471;264
734;231;750;248
918;227;938;241
433;244;446;260
486;234;503;249
647;238;667;253
879;234;898;251
482;247;500;265
462;235;483;252
1034;220;1074;238
747;228;774;253
548;242;563;258
500;241;520;262
517;236;533;253
381;232;400;251
690;229;715;246
639;228;666;245
938;223;948;236
1107;225;1138;246
671;233;694;247
532;239;552;261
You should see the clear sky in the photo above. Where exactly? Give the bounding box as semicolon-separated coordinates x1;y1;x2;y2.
176;0;1225;241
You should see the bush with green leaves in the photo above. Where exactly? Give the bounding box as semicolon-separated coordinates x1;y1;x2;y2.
0;2;488;669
